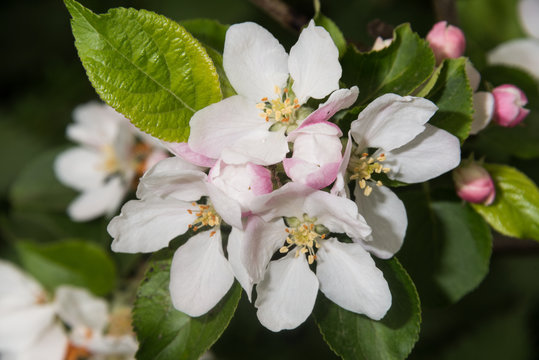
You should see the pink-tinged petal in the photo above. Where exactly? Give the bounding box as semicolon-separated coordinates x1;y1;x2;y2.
137;157;207;201
163;142;216;168
224;22;289;101
255;252;319;332
68;177;127;221
54;286;108;331
317;238;391;320
426;21;466;64
283;158;340;189
188;95;267;160
169;230;235;317
221;127;289;166
289;86;358;139
108;198;197;253
7;323;68;360
492;84;530;127
143;150;170;173
519;0;539;38
0;304;56;352
205;182;243;229
303;191;372;241
385;124;461;183
208;160;272;212
470;92;494;135
54;147;106;191
350;94;437;151
353;186;407;259
453;161;496;206
289;20;341;104
331;133;353;198
488;39;539;79
250;182;316;221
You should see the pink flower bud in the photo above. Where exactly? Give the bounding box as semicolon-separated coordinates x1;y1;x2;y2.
426;21;466;64
492;84;530;127
453;162;496;205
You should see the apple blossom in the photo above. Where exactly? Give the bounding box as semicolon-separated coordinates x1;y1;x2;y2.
54;102;168;222
426;21;466;64
453;161;496;205
333;93;461;258
491;84;530;127
227;183;392;332
108;156;272;316
188;20;348;166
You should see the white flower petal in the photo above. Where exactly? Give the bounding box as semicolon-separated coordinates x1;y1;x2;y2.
227;227;254;300
68;176;127;221
54;286;108;331
519;0;539;38
108;198;197;253
221;128;289;166
470;91;494;135
188;95;267;160
68;102;125;148
169;230;235;317
5;323;68;360
354;186;407;259
289;20;341;104
0;261;44;310
304;191;372;241
224;22;289;101
250;182;316;222
255;252;319;332
205;182;243;229
330;132;353;198
317;238;391;320
137;157;207;201
54;147;106;191
0;304;56;352
488;38;539;79
350;94;437;151
466;60;481;92
386;124;461;183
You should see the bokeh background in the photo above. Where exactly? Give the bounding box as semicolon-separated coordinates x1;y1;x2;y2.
1;0;538;359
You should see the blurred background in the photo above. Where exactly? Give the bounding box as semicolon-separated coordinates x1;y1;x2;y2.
1;0;538;359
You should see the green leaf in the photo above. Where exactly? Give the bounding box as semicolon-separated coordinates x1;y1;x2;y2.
471;164;539;241
340;23;435;105
64;0;222;142
314;258;421;360
426;58;474;142
314;1;347;58
9;147;77;213
133;249;242;360
398;190;492;306
15;239;116;296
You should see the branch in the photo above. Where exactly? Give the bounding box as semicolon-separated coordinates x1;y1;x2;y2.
249;0;309;32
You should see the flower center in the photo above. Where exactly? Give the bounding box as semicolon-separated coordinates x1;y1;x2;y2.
187;202;221;236
256;86;300;128
65;341;91;360
279;215;328;264
99;144;121;173
349;152;391;196
107;307;134;337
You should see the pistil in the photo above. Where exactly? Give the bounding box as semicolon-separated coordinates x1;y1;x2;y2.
349;152;390;196
279;215;327;264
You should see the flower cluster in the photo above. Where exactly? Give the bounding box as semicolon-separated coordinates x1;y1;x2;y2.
55;102;169;222
108;20;461;331
0;260;137;360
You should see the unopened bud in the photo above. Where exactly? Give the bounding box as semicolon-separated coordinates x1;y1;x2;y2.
492;84;530;127
453;162;495;206
426;21;466;64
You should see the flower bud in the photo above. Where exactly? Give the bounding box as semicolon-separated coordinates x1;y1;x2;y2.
491;84;530;127
426;21;466;64
453;162;495;205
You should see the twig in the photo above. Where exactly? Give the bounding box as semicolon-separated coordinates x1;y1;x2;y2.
249;0;309;32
